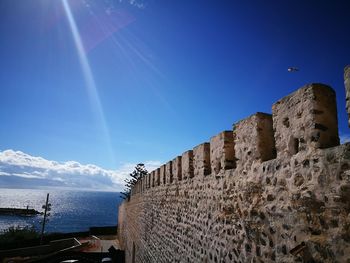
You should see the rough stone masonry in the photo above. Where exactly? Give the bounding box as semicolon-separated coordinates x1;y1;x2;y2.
118;67;350;263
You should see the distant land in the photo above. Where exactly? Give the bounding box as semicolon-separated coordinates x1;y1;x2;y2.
0;176;121;192
0;175;64;189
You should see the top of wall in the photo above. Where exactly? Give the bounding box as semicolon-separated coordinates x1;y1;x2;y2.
130;70;350;195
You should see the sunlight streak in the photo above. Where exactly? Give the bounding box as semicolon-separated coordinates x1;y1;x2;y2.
61;0;116;166
86;7;173;112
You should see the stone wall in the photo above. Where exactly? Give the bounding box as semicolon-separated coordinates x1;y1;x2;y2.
118;79;350;262
345;66;350;127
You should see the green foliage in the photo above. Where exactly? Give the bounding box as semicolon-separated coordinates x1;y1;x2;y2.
0;225;40;244
121;163;148;200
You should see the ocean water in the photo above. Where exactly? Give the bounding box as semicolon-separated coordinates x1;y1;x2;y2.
0;188;123;233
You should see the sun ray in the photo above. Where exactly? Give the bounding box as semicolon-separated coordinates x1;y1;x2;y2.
86;7;173;112
61;0;116;167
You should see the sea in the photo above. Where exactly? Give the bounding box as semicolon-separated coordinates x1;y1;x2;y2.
0;188;123;233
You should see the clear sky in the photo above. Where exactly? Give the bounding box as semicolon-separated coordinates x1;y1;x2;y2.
1;0;350;190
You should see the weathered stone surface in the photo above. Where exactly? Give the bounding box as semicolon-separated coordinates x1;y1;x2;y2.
193;142;211;177
143;174;147;189
145;174;149;189
181;150;194;180
210;131;235;175
165;161;173;184
139;180;142;193
345;65;350;127
119;83;350;263
135;181;139;193
272;83;339;157
141;177;145;192
120;145;350;263
172;156;182;181
151;171;155;188
156;168;160;186
160;165;166;185
234;112;275;172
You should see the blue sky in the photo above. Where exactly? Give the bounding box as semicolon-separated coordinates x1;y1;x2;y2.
1;0;350;190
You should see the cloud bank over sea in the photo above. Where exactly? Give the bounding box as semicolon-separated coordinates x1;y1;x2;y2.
0;149;160;191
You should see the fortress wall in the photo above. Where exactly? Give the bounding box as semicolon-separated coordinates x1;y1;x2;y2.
193;142;210;177
345;66;350;126
172;156;182;182
118;78;350;262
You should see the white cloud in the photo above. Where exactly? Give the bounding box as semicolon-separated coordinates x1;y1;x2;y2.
340;133;350;144
0;149;161;192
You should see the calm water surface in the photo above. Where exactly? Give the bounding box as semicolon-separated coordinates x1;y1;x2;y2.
0;188;122;233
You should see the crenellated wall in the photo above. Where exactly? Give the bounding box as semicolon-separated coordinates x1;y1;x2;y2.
118;73;350;262
345;66;350;127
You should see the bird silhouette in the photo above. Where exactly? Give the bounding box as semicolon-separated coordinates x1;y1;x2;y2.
288;67;299;72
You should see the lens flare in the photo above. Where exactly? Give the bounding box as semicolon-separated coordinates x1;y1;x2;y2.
61;0;115;166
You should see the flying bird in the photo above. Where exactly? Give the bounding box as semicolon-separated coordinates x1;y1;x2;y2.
288;67;299;72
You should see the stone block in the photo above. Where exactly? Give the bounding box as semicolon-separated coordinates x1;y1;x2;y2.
172;156;182;181
151;171;155;187
210;131;235;175
181;150;194;180
137;180;140;193
345;66;350;127
166;161;173;184
160;165;166;185
193;142;211;177
156;168;160;186
234;113;276;169
272;83;339;157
